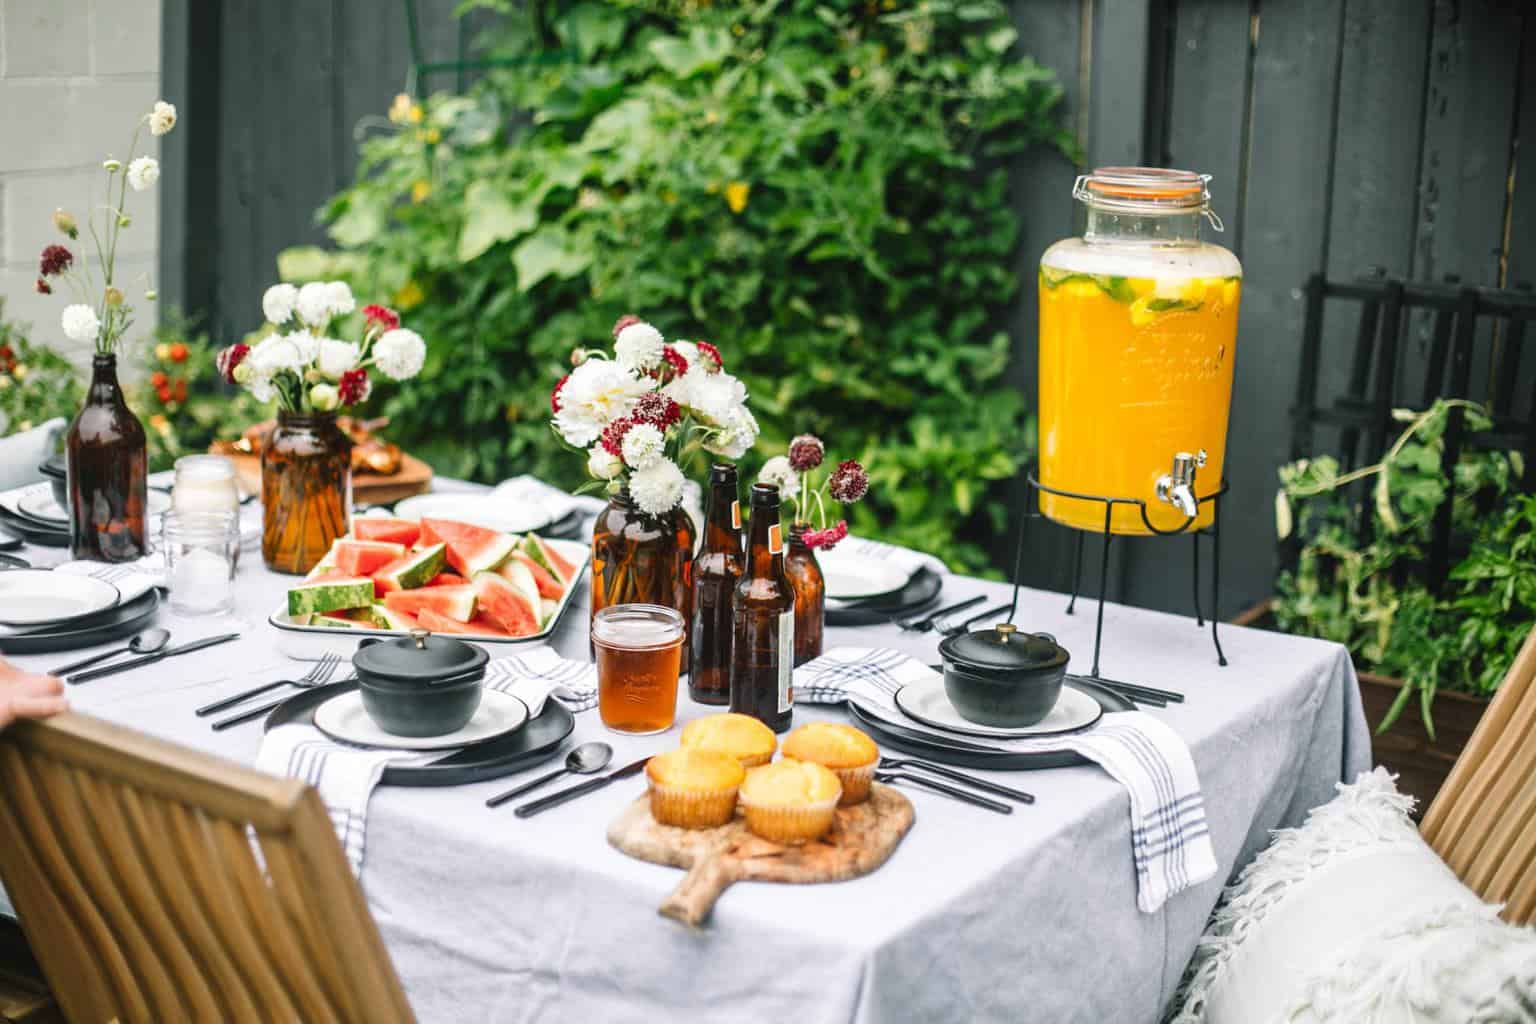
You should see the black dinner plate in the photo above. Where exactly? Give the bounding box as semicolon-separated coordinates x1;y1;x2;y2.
0;504;67;547
845;677;1134;771
825;566;943;627
265;681;578;787
0;589;160;655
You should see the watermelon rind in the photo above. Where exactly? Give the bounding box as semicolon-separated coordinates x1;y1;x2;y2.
373;543;446;592
312;614;365;630
471;571;540;637
287;577;375;617
383;584;478;622
422;518;519;576
358;604;419;631
495;559;542;617
519;535;575;585
540;597;558;623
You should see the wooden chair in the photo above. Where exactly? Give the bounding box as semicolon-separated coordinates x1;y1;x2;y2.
1422;624;1536;924
0;712;415;1023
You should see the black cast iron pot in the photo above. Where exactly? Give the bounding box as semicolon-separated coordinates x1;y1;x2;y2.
937;623;1070;727
352;628;488;737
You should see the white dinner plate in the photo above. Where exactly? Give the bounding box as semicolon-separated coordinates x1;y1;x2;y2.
815;551;913;601
0;570;121;627
392;493;552;536
893;676;1103;739
313;688;530;751
16;489;69;526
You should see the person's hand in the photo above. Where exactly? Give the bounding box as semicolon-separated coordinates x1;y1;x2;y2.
0;660;68;730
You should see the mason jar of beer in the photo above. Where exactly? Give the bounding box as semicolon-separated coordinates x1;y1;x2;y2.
730;483;795;732
690;463;744;704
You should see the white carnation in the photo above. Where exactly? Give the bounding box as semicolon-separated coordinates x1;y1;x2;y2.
148;100;177;136
262;283;298;324
60;304;100;344
249;333;306;375
126;156;159;192
284;328;321;364
614;321;665;373
295;282;332;327
682;369;748;425
316;338;360;378
629;458;685;516
620;422;666;470
587;446;623;481
702;405;758;460
373;328;427;380
758;455;800;500
325;281;355;317
552;359;650;447
668;340;700;370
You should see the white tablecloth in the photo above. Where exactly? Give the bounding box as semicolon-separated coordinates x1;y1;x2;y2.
3;482;1371;1023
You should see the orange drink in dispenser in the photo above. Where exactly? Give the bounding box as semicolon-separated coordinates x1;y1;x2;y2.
1037;167;1241;535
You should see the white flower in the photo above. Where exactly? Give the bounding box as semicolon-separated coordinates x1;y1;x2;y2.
620;422;666;470
668;340;700;370
285;328;321;364
126;156;159;192
316;338;360;378
587;446;622;480
629;458;685;515
148;101;177;136
758;455;800;500
295;282;333;327
702;405;758;460
325;281;355;317
681;369;748;425
552;359;651;447
309;383;339;412
60;304;100;344
249;333;306;376
614;321;665;373
262;283;298;324
373;328;427;380
246;370;276;404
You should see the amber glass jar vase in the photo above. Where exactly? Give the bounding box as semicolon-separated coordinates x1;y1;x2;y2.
261;411;353;575
785;524;825;666
591;491;694;673
66;354;148;562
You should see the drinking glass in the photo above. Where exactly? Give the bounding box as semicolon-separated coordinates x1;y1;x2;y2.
172;455;240;516
161;511;240;616
592;604;685;735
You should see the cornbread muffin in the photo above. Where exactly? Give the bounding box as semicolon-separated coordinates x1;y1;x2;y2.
680;712;778;768
738;758;843;844
645;748;745;829
781;722;880;805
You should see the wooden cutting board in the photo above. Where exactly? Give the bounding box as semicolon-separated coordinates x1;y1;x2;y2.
223;452;433;506
608;784;915;927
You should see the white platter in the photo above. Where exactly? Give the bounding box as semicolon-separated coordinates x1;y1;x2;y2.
893;675;1104;739
815;550;913;601
313;688;529;751
0;570;120;627
392;493;552;536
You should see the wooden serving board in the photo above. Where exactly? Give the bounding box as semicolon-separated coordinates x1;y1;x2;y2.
608;784;914;927
223;451;433;506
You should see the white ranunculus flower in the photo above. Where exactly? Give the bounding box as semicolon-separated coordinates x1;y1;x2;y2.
668;340;700;371
247;370;276;404
552;359;650;447
325;281;355;317
587;446;622;481
285;328;321;365
702;405;759;460
373;328;427;381
316;338;360;378
262;283;298;324
620;422;666;470
758;455;800;500
249;333;305;376
682;369;748;425
126;156;159;192
295;282;332;327
629;457;685;515
61;304;101;344
614;321;665;373
148;100;177;136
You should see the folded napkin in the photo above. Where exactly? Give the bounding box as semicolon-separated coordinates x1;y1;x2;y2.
795;647;1217;913
255;645;598;874
490;475;607;523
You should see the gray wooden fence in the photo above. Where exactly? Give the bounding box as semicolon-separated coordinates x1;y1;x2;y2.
159;0;1534;617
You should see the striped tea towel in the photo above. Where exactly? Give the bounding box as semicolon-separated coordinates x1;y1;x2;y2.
795;647;1217;913
255;646;598;874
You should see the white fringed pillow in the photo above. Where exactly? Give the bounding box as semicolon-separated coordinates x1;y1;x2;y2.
1168;768;1536;1024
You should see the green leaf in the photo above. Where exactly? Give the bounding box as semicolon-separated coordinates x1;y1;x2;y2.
457;181;538;263
1093;275;1137;304
647;27;733;78
327;193;387;248
511;226;592;291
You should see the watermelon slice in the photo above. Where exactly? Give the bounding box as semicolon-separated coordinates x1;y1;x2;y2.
520;535;578;585
353;517;422;547
288;576;375;617
312;614;366;630
302;561;343;583
496;559;542;618
416;608;517;638
510;552;564;600
334;539;408;577
420;518;518;576
372;543;447;593
383;584;478;622
541;597;558;622
425;572;462;588
471;571;540;637
357;603;420;631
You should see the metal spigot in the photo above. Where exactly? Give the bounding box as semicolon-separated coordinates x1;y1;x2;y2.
1155;449;1207;518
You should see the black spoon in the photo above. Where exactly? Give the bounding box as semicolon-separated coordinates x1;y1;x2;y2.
486;741;613;807
49;627;172;676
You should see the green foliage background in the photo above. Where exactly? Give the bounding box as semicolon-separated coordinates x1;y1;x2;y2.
284;0;1071;573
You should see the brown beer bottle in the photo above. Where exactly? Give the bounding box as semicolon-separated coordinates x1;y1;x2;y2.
730;483;795;732
691;464;744;704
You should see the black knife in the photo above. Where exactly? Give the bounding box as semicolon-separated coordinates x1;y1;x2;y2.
513;755;652;818
67;633;241;685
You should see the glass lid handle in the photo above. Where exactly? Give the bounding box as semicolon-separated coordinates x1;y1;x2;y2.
410;627;429;649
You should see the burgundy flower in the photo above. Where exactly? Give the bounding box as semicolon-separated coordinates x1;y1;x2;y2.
804;520;849;550
787;434;825;472
828;459;869;503
655;345;689;381
362;304;400;331
215;343;250;384
695;341;723;373
631;391;681;429
612;313;642;338
599;415;635;457
550;373;569;414
338;367;372;405
38;244;73;277
33;278;51;295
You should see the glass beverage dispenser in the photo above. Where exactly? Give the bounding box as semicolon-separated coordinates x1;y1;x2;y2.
1036;167;1241;534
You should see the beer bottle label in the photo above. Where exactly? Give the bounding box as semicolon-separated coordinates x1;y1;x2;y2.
777;610;794;714
731;500;741;530
768;523;783;555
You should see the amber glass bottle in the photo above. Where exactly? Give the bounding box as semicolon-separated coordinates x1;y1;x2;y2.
730;483;795;732
66;353;148;562
690;464;744;703
784;524;825;666
261;411;353;575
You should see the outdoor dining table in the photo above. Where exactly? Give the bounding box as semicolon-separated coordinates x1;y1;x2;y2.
2;479;1371;1024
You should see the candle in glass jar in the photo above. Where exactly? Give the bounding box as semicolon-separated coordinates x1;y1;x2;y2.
173;455;240;516
171;546;233;614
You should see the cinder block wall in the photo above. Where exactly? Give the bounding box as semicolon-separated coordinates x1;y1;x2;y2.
0;0;162;361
